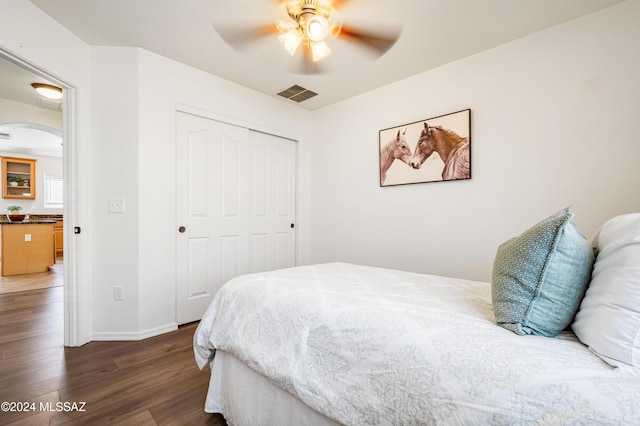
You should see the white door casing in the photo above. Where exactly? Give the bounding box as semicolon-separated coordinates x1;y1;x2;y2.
176;112;296;324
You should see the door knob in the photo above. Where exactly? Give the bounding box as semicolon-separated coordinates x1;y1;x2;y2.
178;226;186;233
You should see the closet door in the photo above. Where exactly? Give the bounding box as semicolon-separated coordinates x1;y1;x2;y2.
248;130;297;273
176;112;297;324
176;112;249;325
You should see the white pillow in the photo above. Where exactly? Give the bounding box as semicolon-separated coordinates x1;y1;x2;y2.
572;213;640;368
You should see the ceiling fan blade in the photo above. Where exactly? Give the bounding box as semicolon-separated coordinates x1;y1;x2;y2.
213;22;278;50
291;45;328;75
339;24;402;57
331;0;351;8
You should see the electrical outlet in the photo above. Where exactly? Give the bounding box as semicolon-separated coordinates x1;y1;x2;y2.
114;285;124;301
108;198;125;214
25;234;32;242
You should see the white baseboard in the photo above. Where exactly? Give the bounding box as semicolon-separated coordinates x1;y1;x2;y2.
90;323;178;341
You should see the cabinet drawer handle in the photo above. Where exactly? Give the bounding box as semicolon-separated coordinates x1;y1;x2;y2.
178;226;186;233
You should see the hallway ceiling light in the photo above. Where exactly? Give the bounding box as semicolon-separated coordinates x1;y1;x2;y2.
31;83;63;100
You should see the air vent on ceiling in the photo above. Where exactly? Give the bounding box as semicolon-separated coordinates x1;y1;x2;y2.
277;85;318;103
0;132;11;140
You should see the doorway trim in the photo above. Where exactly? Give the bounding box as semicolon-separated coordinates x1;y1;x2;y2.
0;46;88;346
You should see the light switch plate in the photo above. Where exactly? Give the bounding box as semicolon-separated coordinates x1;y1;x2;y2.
114;285;124;301
108;198;125;213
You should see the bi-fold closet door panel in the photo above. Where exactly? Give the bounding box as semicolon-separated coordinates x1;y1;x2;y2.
248;130;297;274
176;112;297;325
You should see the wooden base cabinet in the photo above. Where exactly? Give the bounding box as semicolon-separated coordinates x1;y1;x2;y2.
1;223;54;276
54;220;63;257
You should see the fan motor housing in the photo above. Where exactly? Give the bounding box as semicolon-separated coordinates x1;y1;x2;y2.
286;0;332;21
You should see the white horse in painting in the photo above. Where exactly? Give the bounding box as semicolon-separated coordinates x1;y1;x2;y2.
410;122;470;180
380;128;412;185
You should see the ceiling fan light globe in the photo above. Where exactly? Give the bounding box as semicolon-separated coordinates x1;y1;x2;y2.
306;15;329;42
310;40;331;62
279;29;302;55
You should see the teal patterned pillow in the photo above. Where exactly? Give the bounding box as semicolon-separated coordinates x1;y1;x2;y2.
492;207;594;336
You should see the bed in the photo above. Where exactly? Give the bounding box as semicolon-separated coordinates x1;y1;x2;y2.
193;210;640;425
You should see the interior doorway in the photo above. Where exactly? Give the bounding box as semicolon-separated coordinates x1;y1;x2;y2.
0;124;63;291
0;48;81;346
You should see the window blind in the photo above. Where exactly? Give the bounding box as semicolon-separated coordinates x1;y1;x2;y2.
44;172;64;208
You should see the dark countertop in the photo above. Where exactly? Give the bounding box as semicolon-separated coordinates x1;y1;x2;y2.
0;214;62;225
1;219;57;225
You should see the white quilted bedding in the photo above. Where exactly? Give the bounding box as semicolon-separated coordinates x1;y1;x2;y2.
193;263;640;425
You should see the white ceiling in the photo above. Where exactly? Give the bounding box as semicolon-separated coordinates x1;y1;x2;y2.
0;123;63;158
0;58;58;108
0;58;63;158
24;0;625;111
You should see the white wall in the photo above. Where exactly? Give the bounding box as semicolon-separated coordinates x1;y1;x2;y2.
310;1;640;282
89;47;312;338
89;47;140;335
0;97;62;131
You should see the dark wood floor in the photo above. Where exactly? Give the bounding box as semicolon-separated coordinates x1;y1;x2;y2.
0;286;227;425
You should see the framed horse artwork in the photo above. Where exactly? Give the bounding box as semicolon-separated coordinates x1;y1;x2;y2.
379;109;471;187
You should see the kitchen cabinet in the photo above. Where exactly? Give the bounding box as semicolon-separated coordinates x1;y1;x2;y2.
54;220;63;257
1;223;54;276
2;157;36;199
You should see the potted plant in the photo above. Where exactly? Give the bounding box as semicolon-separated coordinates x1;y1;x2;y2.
6;204;22;214
6;204;25;222
7;175;21;187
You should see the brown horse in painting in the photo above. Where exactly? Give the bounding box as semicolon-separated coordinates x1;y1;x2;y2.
380;128;412;185
410;122;470;180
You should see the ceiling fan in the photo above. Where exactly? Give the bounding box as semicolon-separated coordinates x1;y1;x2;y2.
211;0;401;73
